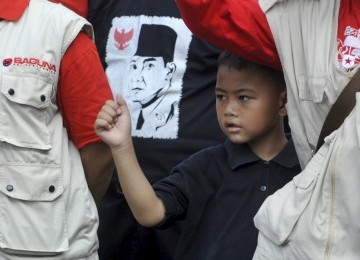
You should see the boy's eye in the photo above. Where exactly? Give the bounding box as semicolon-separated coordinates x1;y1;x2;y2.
216;94;225;100
239;95;251;101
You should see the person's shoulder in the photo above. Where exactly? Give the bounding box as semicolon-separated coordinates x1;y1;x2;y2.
182;143;226;166
30;0;90;35
32;0;72;14
66;32;94;56
61;31;95;72
51;0;88;18
274;133;301;168
168;142;227;184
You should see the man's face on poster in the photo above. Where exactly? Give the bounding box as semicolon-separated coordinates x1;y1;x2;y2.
128;55;171;105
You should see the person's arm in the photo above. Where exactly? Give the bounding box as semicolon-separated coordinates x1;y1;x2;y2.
58;32;114;203
176;0;282;70
95;96;166;227
79;142;114;203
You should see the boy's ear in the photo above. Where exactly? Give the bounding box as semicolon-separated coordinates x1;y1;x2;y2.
278;90;287;117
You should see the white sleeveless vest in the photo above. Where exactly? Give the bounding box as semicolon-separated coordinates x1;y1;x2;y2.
259;0;351;168
0;0;98;259
254;1;360;259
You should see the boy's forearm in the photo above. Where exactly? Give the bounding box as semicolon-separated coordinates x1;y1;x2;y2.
112;140;166;227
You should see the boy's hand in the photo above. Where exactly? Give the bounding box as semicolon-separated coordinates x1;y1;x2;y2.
94;95;131;149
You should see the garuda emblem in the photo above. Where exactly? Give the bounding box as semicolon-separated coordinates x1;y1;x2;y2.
114;28;134;50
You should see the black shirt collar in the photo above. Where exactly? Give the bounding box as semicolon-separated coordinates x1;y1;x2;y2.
225;134;299;170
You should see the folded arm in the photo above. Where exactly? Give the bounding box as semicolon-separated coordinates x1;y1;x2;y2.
176;0;281;70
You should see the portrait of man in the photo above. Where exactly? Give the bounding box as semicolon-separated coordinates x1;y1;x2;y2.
105;16;192;139
129;24;177;132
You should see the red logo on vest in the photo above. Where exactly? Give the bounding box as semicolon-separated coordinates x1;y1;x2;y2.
4;57;57;74
3;58;12;66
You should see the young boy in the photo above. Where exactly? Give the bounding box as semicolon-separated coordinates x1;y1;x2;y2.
94;51;301;259
176;1;360;259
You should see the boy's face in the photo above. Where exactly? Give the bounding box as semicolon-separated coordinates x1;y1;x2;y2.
215;65;286;146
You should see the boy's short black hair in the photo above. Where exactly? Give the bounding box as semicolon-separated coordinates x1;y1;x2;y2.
218;51;286;91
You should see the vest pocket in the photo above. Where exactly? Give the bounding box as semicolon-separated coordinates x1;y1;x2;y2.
299;75;327;103
0;163;69;255
0;73;53;150
298;75;329;147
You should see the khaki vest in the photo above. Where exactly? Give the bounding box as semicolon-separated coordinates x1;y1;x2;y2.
254;1;360;259
259;0;353;168
0;0;98;259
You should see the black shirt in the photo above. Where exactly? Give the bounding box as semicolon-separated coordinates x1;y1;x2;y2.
89;1;226;258
153;137;301;260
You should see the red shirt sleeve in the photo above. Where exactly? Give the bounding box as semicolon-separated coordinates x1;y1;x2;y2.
176;0;281;70
57;32;113;149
